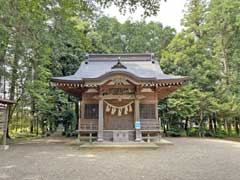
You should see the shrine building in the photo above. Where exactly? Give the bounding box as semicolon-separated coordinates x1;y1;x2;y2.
51;54;189;142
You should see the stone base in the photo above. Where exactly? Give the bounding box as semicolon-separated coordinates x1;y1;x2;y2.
113;130;129;142
135;129;142;142
79;142;159;149
78;138;173;149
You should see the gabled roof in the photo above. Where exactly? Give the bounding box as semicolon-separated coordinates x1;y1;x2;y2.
51;53;188;83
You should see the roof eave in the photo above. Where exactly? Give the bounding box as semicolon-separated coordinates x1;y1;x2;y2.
50;77;84;84
0;99;15;104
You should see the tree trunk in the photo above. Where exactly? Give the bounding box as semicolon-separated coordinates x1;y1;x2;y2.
0;35;9;99
7;67;18;137
185;117;189;135
227;119;232;136
213;113;217;135
199;110;203;137
15;111;19;133
7;32;21;138
235;118;239;136
223;118;227;133
209;116;213;134
36;115;39;135
41;117;46;136
237;64;240;137
30;117;34;134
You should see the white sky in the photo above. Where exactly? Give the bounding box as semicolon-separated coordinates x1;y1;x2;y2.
103;0;188;32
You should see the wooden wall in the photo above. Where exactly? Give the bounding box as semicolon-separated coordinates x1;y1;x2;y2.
80;87;159;131
104;99;134;130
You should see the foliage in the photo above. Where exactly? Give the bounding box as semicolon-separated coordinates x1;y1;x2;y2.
0;0;239;138
160;0;240;137
88;16;175;57
97;0;163;16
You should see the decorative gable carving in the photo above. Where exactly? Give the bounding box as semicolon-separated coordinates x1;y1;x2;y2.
111;57;127;69
111;77;129;85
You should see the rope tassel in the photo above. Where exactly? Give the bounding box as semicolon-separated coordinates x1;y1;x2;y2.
128;104;132;112
118;108;122;116
111;107;116;115
106;105;111;112
104;100;134;116
124;106;128;115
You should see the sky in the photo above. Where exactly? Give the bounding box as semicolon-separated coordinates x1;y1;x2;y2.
103;0;188;32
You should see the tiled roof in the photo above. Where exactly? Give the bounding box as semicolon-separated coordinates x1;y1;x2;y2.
51;54;188;82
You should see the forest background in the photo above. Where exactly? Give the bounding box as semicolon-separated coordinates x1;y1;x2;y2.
0;0;240;139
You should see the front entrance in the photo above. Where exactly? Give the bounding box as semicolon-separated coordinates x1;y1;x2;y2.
104;99;134;130
106;113;134;130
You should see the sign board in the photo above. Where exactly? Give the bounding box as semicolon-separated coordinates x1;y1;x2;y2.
135;121;141;130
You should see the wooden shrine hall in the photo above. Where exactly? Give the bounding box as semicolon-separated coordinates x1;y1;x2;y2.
51;54;189;142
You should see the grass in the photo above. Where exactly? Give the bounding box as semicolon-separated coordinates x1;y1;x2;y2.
0;132;41;144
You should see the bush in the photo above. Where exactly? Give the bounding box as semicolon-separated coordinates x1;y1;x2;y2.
215;130;227;138
165;128;187;137
13;132;36;138
188;128;198;137
204;130;215;137
65;130;77;137
166;131;181;137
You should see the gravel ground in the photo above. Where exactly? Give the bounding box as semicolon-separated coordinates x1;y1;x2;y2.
0;137;240;180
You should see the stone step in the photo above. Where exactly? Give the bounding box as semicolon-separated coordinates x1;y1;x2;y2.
79;142;160;149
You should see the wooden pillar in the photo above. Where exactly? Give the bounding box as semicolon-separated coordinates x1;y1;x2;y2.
97;98;104;142
155;97;158;121
77;100;81;143
134;99;140;121
134;98;142;142
156;92;161;141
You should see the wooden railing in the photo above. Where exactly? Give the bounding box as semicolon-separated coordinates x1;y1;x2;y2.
140;119;160;131
80;123;98;131
79;120;160;131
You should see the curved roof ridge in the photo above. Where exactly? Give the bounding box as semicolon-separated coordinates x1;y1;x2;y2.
87;53;154;61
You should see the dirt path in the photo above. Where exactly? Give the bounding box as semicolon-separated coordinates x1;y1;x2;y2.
0;137;240;180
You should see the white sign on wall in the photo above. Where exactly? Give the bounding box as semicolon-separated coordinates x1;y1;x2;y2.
135;121;141;130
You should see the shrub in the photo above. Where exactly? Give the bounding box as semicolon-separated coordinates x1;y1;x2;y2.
187;128;198;137
215;130;227;138
166;131;181;137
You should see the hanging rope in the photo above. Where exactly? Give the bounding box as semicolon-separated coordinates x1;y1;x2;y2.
104;100;134;116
